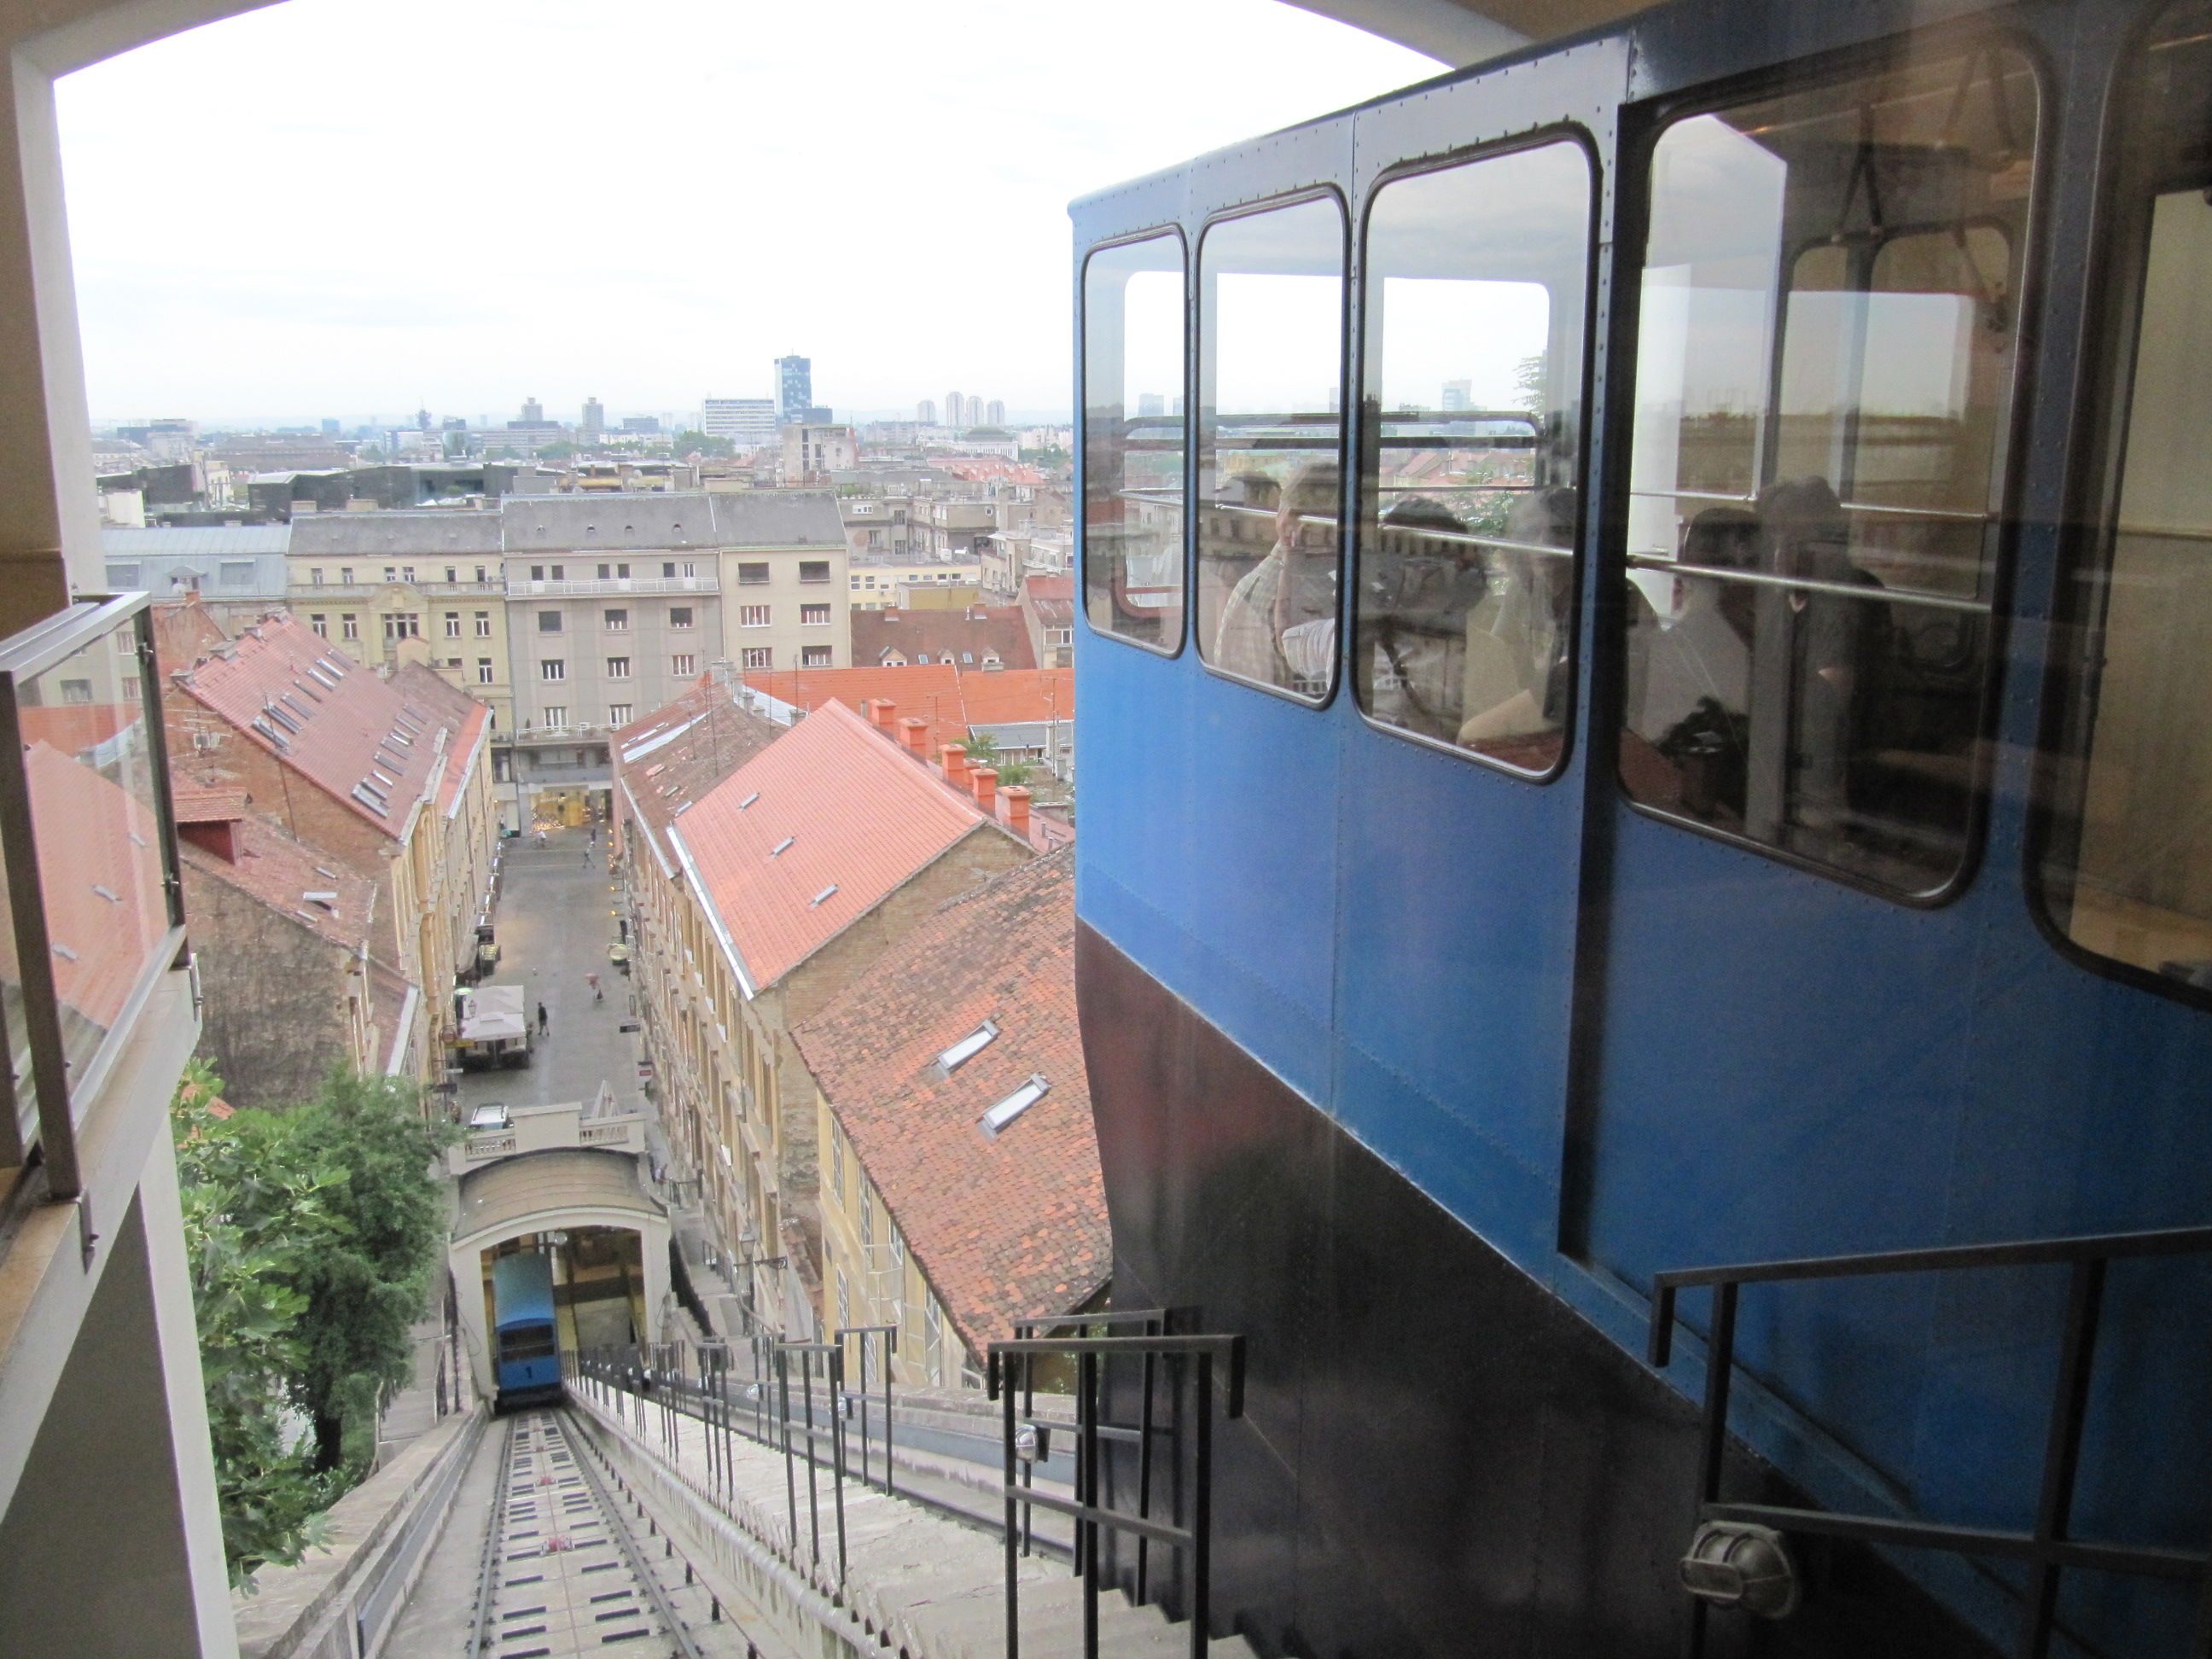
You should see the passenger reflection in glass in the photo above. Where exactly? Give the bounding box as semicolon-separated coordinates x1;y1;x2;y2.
1355;141;1591;771
1196;195;1346;697
1620;44;2037;892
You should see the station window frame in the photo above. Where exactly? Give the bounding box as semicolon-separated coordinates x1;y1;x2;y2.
1078;224;1191;660
1349;126;1603;786
1604;23;2051;911
1190;185;1353;708
2026;0;2212;1009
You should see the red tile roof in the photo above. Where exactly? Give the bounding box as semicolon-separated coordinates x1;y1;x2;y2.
852;606;1035;672
172;615;486;838
668;699;998;991
611;680;784;871
20;741;172;1033
793;848;1105;1355
742;664;966;752
957;668;1072;728
180;810;380;955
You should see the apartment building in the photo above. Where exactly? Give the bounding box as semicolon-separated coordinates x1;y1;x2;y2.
853;603;1033;670
163;614;498;1088
794;848;1104;1387
614;693;1030;1333
780;422;856;484
99;525;291;625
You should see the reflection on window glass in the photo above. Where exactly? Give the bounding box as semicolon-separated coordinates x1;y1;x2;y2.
1620;44;2037;894
1356;142;1590;771
1083;234;1186;649
1196;196;1346;697
2041;3;2212;987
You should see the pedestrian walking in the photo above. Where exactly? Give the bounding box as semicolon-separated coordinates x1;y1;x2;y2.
536;1001;549;1035
535;828;547;849
585;971;602;1002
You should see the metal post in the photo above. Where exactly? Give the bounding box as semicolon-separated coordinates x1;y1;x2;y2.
1138;1334;1158;1604
1081;1348;1100;1659
2018;1258;2107;1659
1189;1352;1213;1659
801;1349;822;1568
778;1346;799;1557
1004;1348;1022;1659
830;1346;848;1587
1684;1281;1738;1659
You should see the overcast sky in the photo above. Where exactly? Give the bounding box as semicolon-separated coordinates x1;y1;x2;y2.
55;0;1437;428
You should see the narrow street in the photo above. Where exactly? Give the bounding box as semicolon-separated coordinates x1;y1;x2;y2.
456;824;643;1121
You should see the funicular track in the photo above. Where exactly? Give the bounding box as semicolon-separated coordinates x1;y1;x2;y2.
469;1408;751;1659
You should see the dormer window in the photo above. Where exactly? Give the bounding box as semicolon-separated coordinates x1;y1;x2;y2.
938;1020;998;1073
980;1074;1049;1138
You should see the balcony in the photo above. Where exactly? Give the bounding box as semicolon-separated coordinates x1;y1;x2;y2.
0;594;187;1191
508;574;718;597
446;1089;649;1174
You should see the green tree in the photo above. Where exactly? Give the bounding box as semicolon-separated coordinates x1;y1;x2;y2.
283;1071;454;1474
963;730;1032;788
535;442;576;461
672;429;736;457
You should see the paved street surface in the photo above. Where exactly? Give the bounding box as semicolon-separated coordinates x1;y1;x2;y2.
455;826;646;1123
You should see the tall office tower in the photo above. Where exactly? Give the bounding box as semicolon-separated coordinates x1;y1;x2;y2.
521;396;544;423
986;399;1006;426
702;398;777;448
917;399;937;425
416;406;432;430
1138;393;1166;416
581;396;605;439
777;356;812;425
1441;378;1472;411
946;391;965;428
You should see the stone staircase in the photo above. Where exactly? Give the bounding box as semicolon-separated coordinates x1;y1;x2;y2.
568;1382;1254;1659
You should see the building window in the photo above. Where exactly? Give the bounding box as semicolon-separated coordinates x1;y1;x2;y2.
800;560;830;584
531;565;545;581
550;564;565;579
741;605;771;627
310;568;325;586
738;562;770;585
475;612;492;637
669;607;694;629
802;645;833;667
444;612;461;637
477;659;494;684
672;654;697;676
445;567;457;584
341;614;359;640
830;1131;845;1199
604;608;629;631
800;604;830;626
340;567;354;584
309;614;328;637
384;567;397;582
384;614;421;641
542;660;566;680
606;656;632;678
609;702;632;725
543;705;568;727
741;647;771;671
402;566;416;582
661;562;677;578
538;610;562;633
474;565;487;583
1619;46;2035;897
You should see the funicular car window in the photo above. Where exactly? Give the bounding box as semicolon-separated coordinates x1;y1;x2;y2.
1619;42;2040;895
1356;140;1591;772
2037;2;2212;992
1082;233;1187;650
1195;195;1348;699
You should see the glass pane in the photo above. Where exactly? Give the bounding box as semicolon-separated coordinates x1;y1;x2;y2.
18;612;172;1109
2040;3;2212;984
1620;44;2037;894
1082;234;1186;649
1196;196;1346;697
1356;141;1591;770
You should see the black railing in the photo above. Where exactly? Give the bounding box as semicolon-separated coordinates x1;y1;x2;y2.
1649;1223;2212;1659
1008;1309;1168;1580
988;1327;1244;1659
835;1323;898;1495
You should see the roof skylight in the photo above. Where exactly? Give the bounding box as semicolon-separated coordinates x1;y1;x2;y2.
980;1074;1049;1138
808;884;839;907
938;1020;998;1073
739;792;760;809
771;836;795;857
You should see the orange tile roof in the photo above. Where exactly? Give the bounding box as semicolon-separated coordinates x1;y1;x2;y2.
956;668;1072;727
612;681;784;870
793;849;1106;1355
668;699;995;991
172;615;485;838
742;664;967;753
172;784;250;824
180;811;380;954
20;741;172;1033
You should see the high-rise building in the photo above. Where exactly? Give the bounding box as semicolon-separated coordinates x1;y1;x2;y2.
582;396;605;439
986;399;1006;426
416;407;433;430
917;399;937;425
702;398;777;448
777;356;812;426
521;396;544;424
1441;379;1472;411
946;390;965;428
1138;393;1166;416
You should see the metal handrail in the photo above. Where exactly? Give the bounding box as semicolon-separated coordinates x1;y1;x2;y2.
988;1328;1244;1659
1648;1223;2212;1659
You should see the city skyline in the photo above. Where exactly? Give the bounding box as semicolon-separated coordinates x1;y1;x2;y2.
55;0;1436;420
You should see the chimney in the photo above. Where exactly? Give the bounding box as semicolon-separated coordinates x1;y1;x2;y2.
899;717;931;759
179;819;238;863
1003;785;1032;840
969;765;998;811
868;698;899;733
940;742;969;786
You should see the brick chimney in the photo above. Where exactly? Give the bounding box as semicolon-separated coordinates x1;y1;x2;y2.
899;717;931;760
940;742;969;786
868;698;899;734
1004;786;1032;840
969;765;998;812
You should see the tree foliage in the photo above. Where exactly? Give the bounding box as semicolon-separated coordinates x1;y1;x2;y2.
171;1061;454;1586
672;429;736;457
963;729;1032;788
